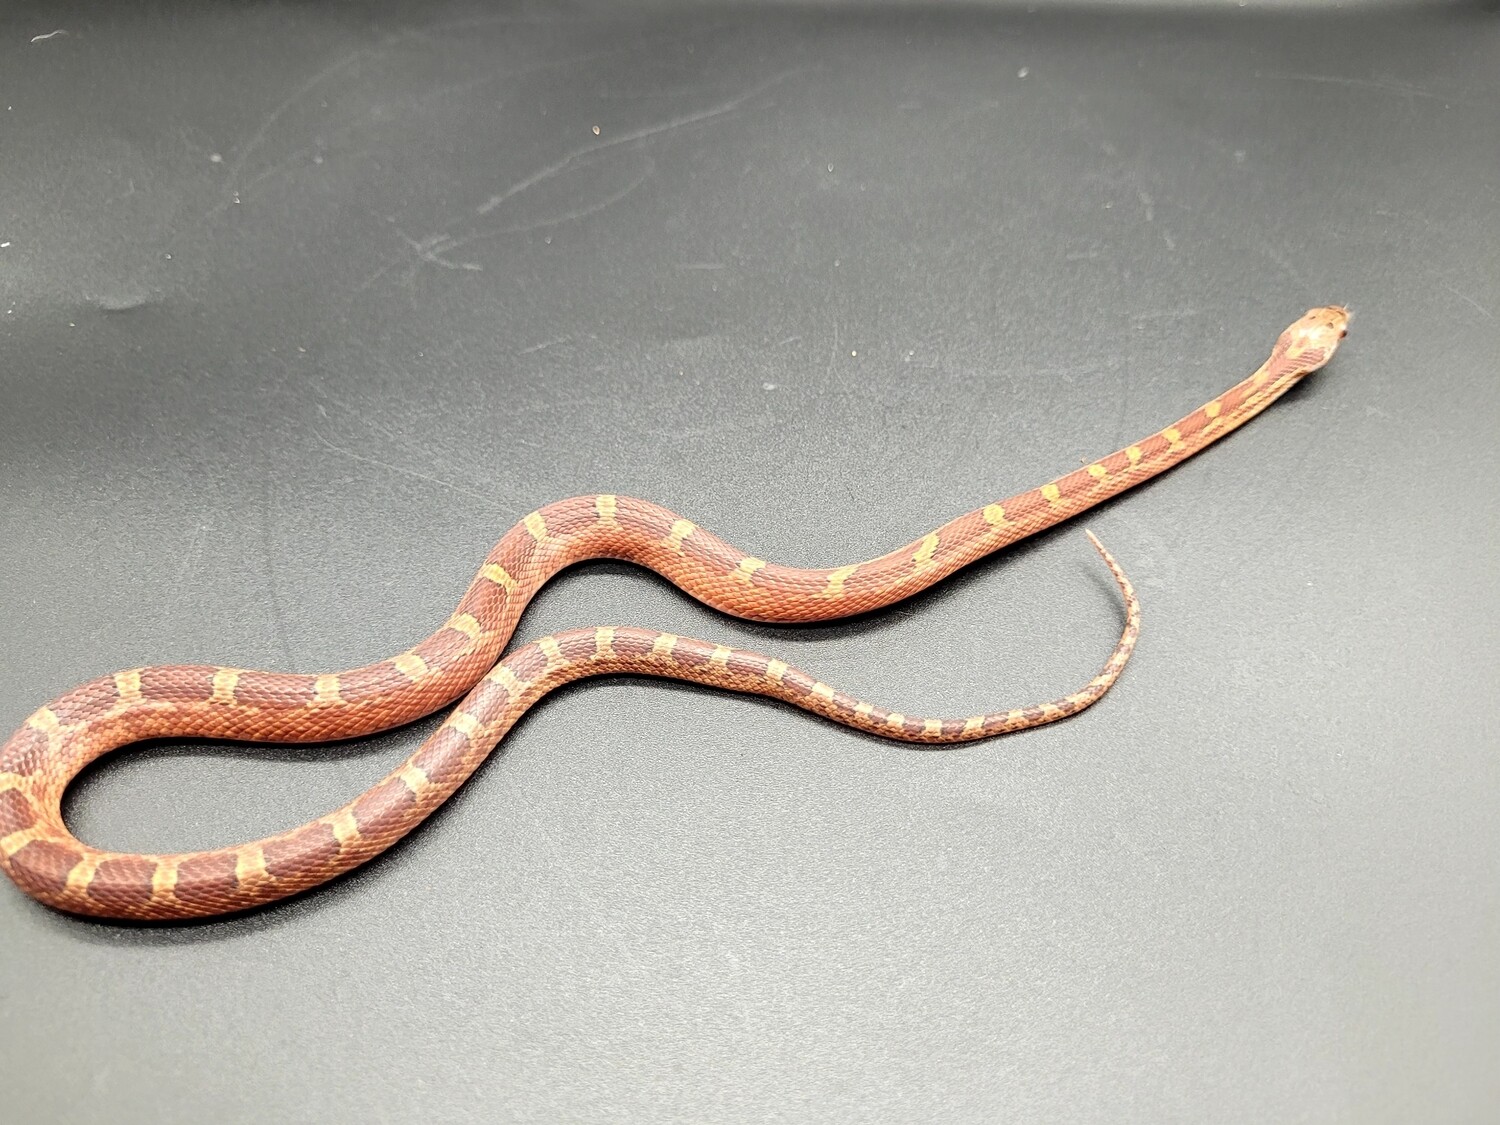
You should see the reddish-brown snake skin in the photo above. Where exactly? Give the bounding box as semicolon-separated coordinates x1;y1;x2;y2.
0;307;1349;920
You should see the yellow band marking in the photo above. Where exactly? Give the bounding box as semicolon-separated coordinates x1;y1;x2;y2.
447;613;482;641
27;708;61;736
1086;463;1108;480
480;563;518;592
314;674;342;704
923;718;943;736
765;659;788;684
962;715;985;735
886;712;907;729
651;633;678;657
211;669;241;704
824;565;858;596
1;825;40;858
594;627;616;658
734;557;767;584
594;494;619;527
1163;426;1185;450
708;645;733;669
393;652;429;681
1126;445;1143;465
811;682;836;702
234;847;269;887
854;702;874;719
328;810;360;848
489;666;526;695
398;763;431;796
538;636;566;668
151;859;179;900
664;519;696;552
1040;483;1063;505
114;670;143;704
448;711;481;738
1204;401;1221;419
913;533;939;570
523;511;549;542
63;851;101;896
982;503;1010;529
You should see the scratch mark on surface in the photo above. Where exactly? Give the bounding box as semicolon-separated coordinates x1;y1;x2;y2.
209;45;376;218
1268;71;1473;106
314;391;408;445
364;160;655;290
1443;285;1494;321
476;67;801;215
314;432;498;505
228;42;671;202
30;29;68;43
256;481;300;670
399;230;485;272
519;335;571;355
437;162;655;261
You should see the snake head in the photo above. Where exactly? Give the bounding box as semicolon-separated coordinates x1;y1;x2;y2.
1272;305;1351;376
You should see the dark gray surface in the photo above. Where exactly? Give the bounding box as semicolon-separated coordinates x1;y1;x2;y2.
2;2;1497;1121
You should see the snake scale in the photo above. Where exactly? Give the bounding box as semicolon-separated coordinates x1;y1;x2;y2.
0;307;1349;920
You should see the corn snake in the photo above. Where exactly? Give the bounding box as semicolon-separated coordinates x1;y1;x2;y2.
0;306;1349;920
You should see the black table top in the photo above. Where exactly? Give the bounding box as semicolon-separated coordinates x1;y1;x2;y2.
3;3;1497;1121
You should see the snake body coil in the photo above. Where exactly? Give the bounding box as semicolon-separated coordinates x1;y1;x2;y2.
0;307;1349;919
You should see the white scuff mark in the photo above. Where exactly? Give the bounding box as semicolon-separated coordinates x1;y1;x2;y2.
762;382;777;391
0;242;10;248
476;68;802;216
209;153;223;163
1017;67;1029;78
31;29;68;43
1444;285;1494;321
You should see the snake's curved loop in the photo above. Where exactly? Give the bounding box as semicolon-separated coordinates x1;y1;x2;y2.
0;307;1349;919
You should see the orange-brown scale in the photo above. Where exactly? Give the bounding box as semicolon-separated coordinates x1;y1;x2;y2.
0;308;1347;919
